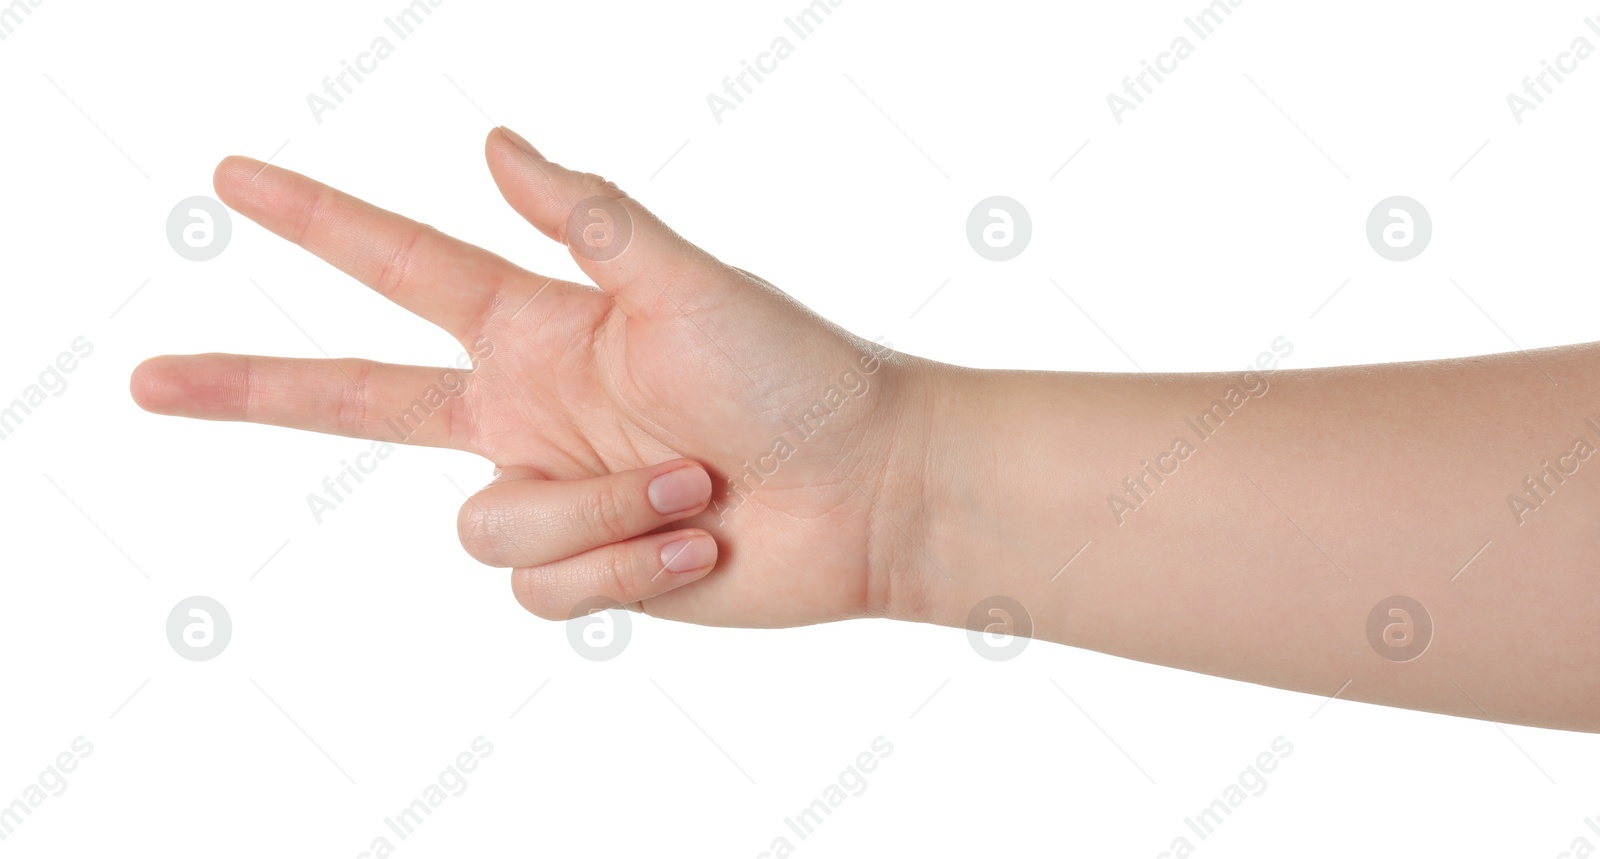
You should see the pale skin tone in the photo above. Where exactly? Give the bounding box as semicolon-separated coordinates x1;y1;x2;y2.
132;128;1600;733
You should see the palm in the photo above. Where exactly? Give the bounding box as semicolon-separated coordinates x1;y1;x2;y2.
133;132;914;628
465;263;902;626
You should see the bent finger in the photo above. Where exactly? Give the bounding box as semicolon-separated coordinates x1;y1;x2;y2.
510;528;719;619
458;460;713;568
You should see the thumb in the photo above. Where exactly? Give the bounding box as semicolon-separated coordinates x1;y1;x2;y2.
484;127;735;319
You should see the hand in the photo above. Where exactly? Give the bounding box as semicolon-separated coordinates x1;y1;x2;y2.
132;128;939;627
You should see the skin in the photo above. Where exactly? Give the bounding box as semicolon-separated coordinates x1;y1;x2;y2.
133;128;1600;733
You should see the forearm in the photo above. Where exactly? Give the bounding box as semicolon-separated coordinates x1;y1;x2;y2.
897;344;1600;732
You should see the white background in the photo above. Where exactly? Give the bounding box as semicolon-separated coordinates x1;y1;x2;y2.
2;0;1598;856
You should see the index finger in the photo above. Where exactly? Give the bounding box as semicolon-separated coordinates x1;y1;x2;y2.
213;155;540;343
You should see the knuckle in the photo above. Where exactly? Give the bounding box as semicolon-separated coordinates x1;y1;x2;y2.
577;484;637;544
456;498;490;555
289;185;336;249
574;171;626;201
237;356;258;423
510;568;565;620
374;225;429;298
334;360;373;436
438;383;466;449
595;550;639;606
457;496;525;566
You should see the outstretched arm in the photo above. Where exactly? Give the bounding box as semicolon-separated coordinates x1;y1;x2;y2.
902;345;1600;733
131;129;1600;734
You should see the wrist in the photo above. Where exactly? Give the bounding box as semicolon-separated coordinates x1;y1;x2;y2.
855;353;938;623
876;363;1080;643
869;358;999;628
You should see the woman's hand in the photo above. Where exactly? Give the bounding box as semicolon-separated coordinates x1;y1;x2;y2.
130;129;1600;732
132;128;940;628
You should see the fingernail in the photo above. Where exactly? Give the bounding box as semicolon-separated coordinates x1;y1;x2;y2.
499;127;544;160
648;466;711;515
659;536;714;574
